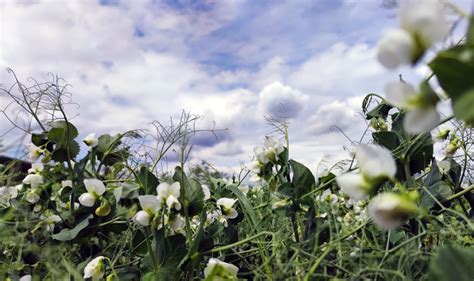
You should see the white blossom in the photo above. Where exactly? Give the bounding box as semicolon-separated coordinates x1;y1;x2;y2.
43;214;61;232
377;0;450;68
216;198;238;219
133;195;161;226
399;0;450;49
78;179;106;207
201;184;211;201
253;136;285;164
0;186;18;206
377;29;415;69
368;192;418;230
28;144;43;161
336;145;396;200
26;190;40;204
19;275;32;281
84;133;99;149
156;182;181;211
28;162;44;174
22;174;43;188
83;256;105;280
62;180;73;188
204;258;239;280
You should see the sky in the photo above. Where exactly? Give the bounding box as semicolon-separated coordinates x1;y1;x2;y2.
0;0;471;176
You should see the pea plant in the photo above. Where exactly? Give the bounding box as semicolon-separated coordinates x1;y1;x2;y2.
1;1;473;280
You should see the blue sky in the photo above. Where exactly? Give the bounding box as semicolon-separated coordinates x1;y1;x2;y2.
0;0;469;175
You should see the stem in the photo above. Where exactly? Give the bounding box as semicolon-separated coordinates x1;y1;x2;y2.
291;212;300;243
446;184;473;201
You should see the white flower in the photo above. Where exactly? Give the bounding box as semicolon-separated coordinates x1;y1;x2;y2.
318;189;338;206
133;195;161;226
253;146;270;164
404;108;440;134
356;144;397;180
28;162;44;174
368;192;418;230
204;258;239;280
238;185;249;194
437;160;451;174
253;136;285;164
201;184;211;200
377;0;449;69
0;186;18;206
156;182;181;211
133;210;151;226
216;198;238;219
336;145;396;200
22;174;43;188
78;179;106;207
84;133;99;149
83;256;105;280
385;81;440;134
43;214;61;232
62;180;73;188
19;275;32;281
263;136;284;156
168;214;186;234
28;144;43;161
377;29;415;69
399;0;449;49
26;190;40;204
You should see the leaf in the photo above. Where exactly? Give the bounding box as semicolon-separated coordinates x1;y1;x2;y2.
452;89;474;126
51;214;92;241
50;120;79;140
429;246;474;281
186;179;205;217
373;131;400;150
366;103;393;120
424;159;442;187
420;182;452;210
51;140;80;162
289;160;315;201
429;46;474;100
173;167;205;217
142;234;187;281
137;166;159;195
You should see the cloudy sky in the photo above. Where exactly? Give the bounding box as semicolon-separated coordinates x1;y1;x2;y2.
0;0;470;175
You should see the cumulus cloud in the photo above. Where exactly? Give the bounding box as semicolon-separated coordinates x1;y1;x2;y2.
305;97;363;135
258;82;308;119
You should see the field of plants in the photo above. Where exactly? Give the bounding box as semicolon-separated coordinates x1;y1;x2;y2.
0;1;473;280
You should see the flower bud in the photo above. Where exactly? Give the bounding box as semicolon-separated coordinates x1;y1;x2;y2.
95;201;111;217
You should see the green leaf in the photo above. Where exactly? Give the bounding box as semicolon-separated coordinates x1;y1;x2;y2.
429;246;474;281
172;167;205;217
366;103;393;120
137;166;159;195
420;182;452;210
424;160;442;187
373;131;400;150
51;214;92;241
429;46;474;100
142;234;187;281
51;140;80;162
452;89;474;126
289;160;315;202
49;120;78;141
185;179;205;217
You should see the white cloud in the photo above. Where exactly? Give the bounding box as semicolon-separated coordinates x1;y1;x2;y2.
258;81;308;119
